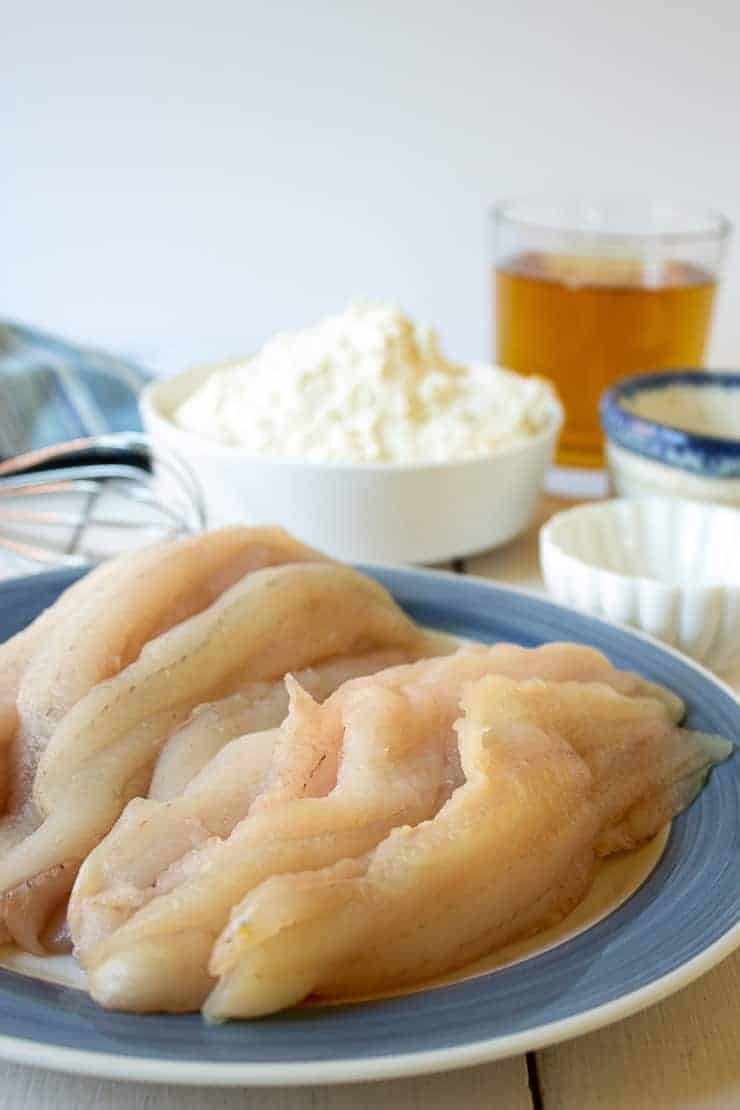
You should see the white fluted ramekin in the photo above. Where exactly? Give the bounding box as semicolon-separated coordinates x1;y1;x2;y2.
540;497;740;671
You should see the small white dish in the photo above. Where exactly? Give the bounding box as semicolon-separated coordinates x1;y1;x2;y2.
141;365;563;565
540;497;740;671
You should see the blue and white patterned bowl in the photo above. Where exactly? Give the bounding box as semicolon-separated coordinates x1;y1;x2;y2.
600;370;740;505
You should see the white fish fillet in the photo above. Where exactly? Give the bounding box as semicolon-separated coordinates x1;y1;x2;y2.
0;553;133;815
149;648;411;801
204;675;730;1019
71;649;417;951
0;528;321;947
69;727;281;955
76;642;684;1013
18;526;328;760
0;561;440;951
74;665;456;1011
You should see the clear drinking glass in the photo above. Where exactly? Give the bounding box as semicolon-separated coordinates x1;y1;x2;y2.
492;196;731;468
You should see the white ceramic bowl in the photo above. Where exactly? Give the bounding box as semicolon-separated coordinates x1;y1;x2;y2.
540;497;740;671
140;365;563;565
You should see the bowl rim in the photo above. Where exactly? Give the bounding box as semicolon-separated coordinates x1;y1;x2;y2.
540;496;740;591
140;367;564;475
600;370;740;478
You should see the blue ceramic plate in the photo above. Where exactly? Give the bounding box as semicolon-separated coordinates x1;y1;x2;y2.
0;566;738;1086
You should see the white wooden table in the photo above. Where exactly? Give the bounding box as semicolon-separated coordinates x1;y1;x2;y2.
1;496;739;1110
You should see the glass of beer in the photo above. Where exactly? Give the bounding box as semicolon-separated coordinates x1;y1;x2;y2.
493;197;730;468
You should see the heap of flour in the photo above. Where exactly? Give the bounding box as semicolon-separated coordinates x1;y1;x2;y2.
174;303;558;464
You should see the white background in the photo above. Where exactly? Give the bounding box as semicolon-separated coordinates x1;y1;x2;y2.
4;0;740;373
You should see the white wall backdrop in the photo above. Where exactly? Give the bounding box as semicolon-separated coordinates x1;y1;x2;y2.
4;0;740;372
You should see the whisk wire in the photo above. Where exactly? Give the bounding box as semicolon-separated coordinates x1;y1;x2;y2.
0;432;206;574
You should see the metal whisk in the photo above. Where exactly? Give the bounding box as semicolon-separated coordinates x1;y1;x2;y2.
0;432;206;574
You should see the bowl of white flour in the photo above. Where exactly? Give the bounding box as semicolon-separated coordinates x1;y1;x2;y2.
141;304;562;563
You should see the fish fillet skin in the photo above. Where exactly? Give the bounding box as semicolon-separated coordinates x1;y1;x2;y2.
78;642;682;1013
0;563;440;951
148;648;412;801
204;675;730;1019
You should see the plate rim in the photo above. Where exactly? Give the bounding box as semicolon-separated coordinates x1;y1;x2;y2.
0;921;738;1086
0;563;737;1087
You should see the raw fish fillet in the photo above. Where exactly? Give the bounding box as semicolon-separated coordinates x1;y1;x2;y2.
149;648;411;801
1;558;432;951
70;649;416;950
18;526;328;762
74;642;685;1013
0;554;132;815
69;727;281;957
204;675;730;1019
73;661;458;1011
0;526;324;946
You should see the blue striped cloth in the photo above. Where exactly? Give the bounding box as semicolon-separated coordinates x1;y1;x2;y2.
0;322;151;461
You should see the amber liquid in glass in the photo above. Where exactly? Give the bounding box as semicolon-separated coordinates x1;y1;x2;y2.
495;252;717;467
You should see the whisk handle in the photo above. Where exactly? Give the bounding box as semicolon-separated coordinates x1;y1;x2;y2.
0;433;152;479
